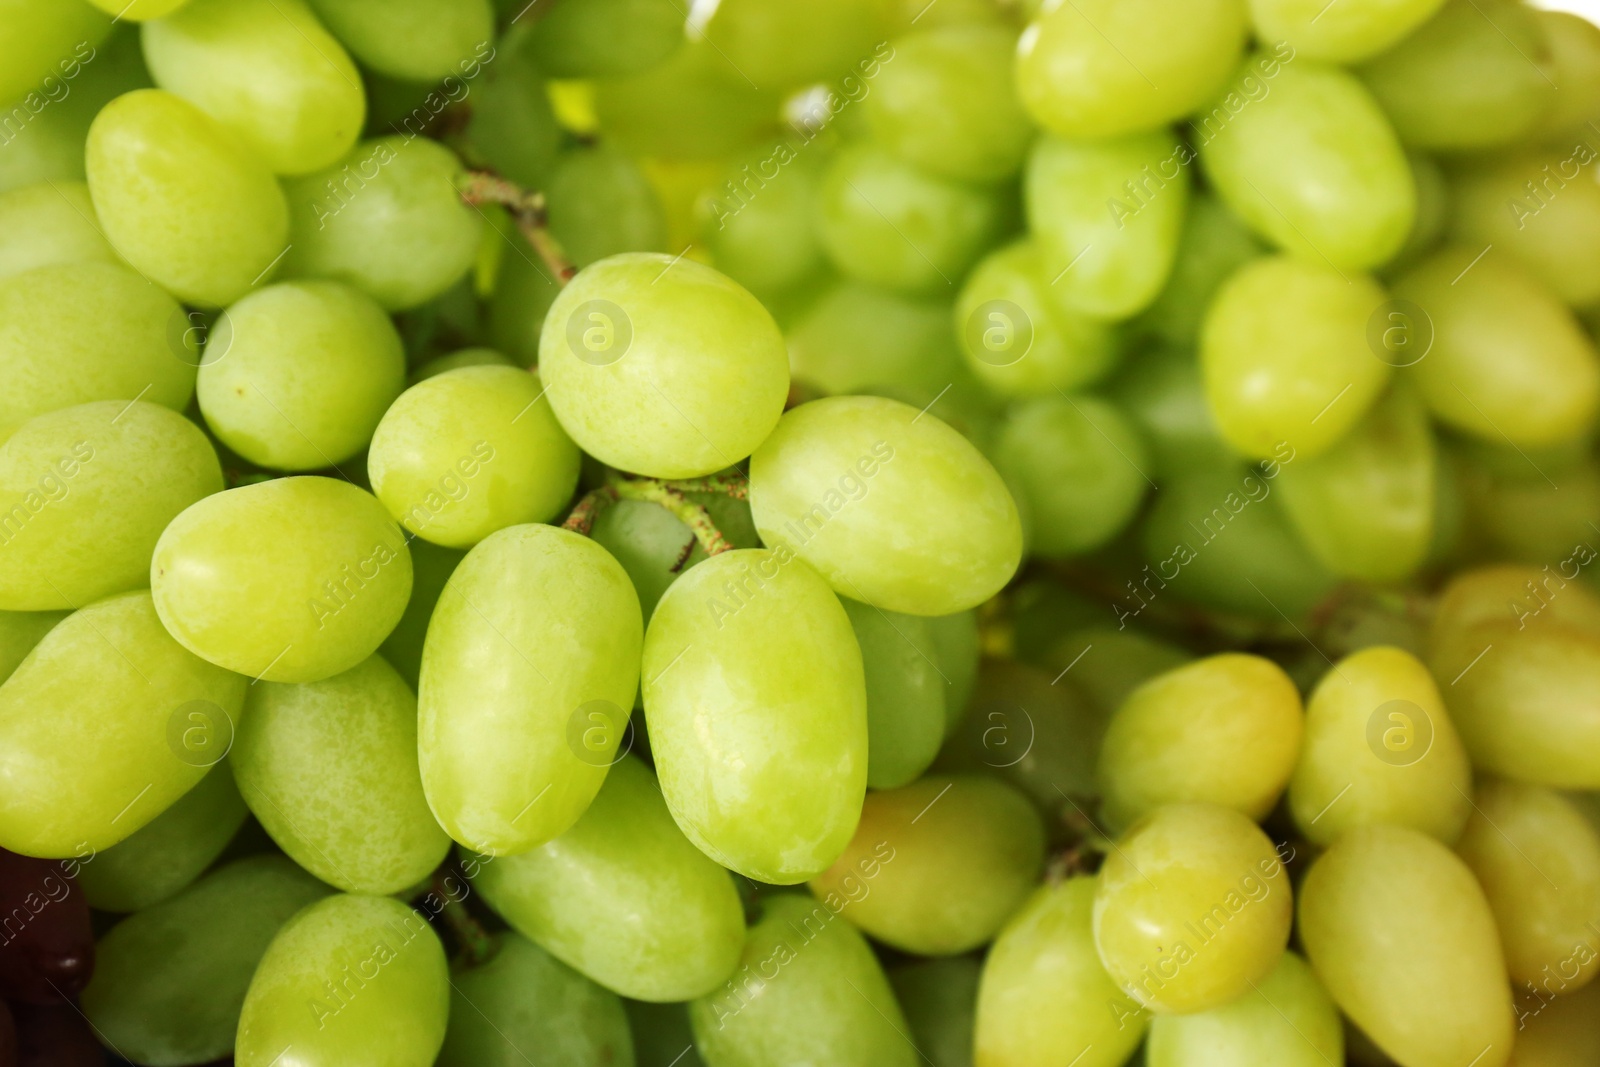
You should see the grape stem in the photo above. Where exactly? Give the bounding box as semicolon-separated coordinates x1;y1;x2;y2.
427;871;496;968
559;472;747;559
456;170;578;286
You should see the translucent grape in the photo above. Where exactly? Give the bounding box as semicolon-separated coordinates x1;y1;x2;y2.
1247;0;1447;62
694;0;888;90
547;143;670;269
592;41;780;162
305;0;494;82
0;180;115;280
0;0;112;105
1146;950;1343;1067
528;0;683;78
701;145;826;301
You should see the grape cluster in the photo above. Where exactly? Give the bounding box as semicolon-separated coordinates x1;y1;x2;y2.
1;0;1600;1065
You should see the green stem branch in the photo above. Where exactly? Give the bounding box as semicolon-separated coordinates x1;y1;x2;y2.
456;170;577;286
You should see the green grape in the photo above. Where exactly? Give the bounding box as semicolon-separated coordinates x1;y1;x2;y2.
487;220;561;367
1093;803;1294;1014
1289;645;1473;848
1035;625;1195;727
470;756;745;1001
701;145;826;300
235;892;450;1067
540;253;789;480
786;280;970;400
1356;0;1556;151
547;144;670;269
377;536;462;688
889;958;979;1067
87;0;192;16
0;590;246;857
141;0;363;175
1273;384;1435;582
1455;440;1600;565
0;261;195;438
642;548;867;883
861;23;1031;184
973;877;1149;1067
840;597;947;789
0;180;115;280
1015;0;1246;140
1298;825;1513;1067
1248;0;1446;61
1387;149;1449;272
151;476;414;683
1098;654;1303;831
368;367;580;548
1198;54;1415;272
1394;247;1600;448
1535;11;1600;141
750;396;1022;616
926;610;980;735
466;32;563;190
411;347;514;383
1456;778;1600;992
1513;978;1600;1066
694;0;888;90
1133;192;1265;348
438;933;637;1067
305;0;493;82
1147;950;1344;1067
992;395;1151;559
528;0;683;78
1200;256;1391;460
0;400;221;611
883;0;999;32
590;492;760;623
627;1000;707;1067
1025;130;1190;320
0;0;112;105
1106;344;1233;479
808;775;1045;956
280;136;485;312
592;40;780;162
86;88;289;307
81;855;331;1067
817;142;1008;297
0;609;65;685
78;760;248;912
689;892;918;1067
954;240;1120;397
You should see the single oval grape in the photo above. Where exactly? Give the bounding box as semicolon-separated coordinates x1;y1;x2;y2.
591;41;780;163
0;1;113;104
547;143;670;270
699;146;826;302
840;597;948;790
1247;0;1447;62
528;0;683;78
0;181;115;281
694;0;888;89
1146;950;1343;1067
305;0;493;81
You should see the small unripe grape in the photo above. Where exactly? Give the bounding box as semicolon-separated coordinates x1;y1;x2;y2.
1247;0;1448;62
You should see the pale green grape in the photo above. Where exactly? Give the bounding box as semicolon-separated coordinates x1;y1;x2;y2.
87;0;191;17
1289;645;1473;847
411;347;514;383
1248;0;1447;61
465;29;562;189
141;0;364;175
235;892;450;1067
368;366;580;548
1098;654;1303;831
786;280;971;400
81;855;330;1067
889;958;979;1067
1025;130;1190;319
470;756;745;1001
689;893;918;1067
590;492;760;622
926;610;980;735
0;0;112;104
1512;978;1600;1066
0;261;195;438
1388;149;1449;272
197;280;405;471
1298;825;1513;1067
642;548;867;883
1093;803;1294;1013
993;395;1151;559
540;253;789;479
841;597;947;789
1200;256;1391;460
0;609;65;684
305;0;493;81
818;142;1008;297
809;775;1044;956
1106;344;1233;479
0;400;221;611
1535;11;1600;141
0;180;114;280
1034;626;1194;727
377;536;462;688
750;396;1022;616
954;240;1119;397
151;476;413;683
701;145;826;300
1198;55;1415;272
1456;778;1600;991
973;877;1149;1067
548;144;670;269
694;0;888;90
1016;0;1246;139
1273;384;1435;582
78;760;247;912
592;41;779;162
1395;247;1600;448
419;523;641;855
0;590;246;857
280;137;485;312
1147;950;1344;1067
528;0;683;78
1133;192;1265;348
438;933;637;1067
86;88;289;307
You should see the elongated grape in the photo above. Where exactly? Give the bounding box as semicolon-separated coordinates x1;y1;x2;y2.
528;0;683;78
1298;825;1513;1067
235;892;449;1067
1094;803;1293;1013
78;760;247;912
81;855;329;1067
589;493;761;623
470;756;744;1001
0;181;114;280
0;261;195;438
152;477;413;683
1133;192;1265;348
438;933;636;1067
592;41;780;163
0;1;112;104
694;0;888;89
1248;0;1446;61
86;88;289;306
689;893;918;1067
1025;131;1189;319
0;610;64;685
840;598;946;789
0;590;246;857
1147;950;1343;1067
305;0;493;81
642;549;866;882
974;877;1149;1067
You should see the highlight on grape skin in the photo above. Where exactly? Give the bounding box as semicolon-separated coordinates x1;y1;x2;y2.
3;0;1600;1064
